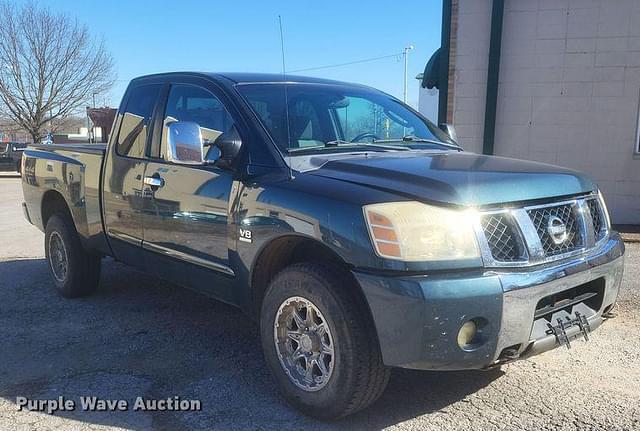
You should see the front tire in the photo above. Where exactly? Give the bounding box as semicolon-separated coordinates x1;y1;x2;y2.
45;214;101;298
260;263;390;419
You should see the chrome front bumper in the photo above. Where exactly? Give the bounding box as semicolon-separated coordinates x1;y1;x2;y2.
492;233;624;364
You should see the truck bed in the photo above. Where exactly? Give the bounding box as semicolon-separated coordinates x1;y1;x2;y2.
22;143;109;255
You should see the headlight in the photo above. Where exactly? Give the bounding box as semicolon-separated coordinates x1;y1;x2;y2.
364;201;480;261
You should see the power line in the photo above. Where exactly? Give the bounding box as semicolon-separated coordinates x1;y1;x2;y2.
111;51;404;81
109;52;404;87
289;52;403;73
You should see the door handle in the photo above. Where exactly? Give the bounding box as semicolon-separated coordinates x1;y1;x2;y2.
144;175;164;189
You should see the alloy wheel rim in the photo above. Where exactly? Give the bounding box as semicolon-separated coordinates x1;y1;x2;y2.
48;231;68;282
273;296;335;392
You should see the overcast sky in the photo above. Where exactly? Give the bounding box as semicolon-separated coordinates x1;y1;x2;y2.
28;0;442;111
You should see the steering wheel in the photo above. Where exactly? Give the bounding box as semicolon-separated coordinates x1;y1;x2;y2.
351;132;380;143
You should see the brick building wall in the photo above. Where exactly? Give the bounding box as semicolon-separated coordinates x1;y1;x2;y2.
449;0;492;153
444;0;640;224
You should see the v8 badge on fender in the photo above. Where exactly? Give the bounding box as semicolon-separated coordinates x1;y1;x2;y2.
239;228;252;243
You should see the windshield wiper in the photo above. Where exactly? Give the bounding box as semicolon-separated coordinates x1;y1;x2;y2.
287;140;411;154
374;135;462;151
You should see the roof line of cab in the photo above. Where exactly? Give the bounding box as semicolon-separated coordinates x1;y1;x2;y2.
128;71;369;88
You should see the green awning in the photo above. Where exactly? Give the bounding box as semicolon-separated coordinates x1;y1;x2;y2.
420;47;441;89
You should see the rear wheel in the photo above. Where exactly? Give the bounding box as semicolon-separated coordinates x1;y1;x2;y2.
45;214;101;298
260;263;390;419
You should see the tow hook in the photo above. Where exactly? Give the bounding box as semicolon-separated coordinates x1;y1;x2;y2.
502;347;520;360
603;304;617;319
482;346;521;370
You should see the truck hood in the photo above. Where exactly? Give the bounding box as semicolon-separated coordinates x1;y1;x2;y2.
306;151;596;207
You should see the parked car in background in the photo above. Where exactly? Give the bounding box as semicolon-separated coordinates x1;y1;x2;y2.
41;132;54;145
20;72;625;419
0;142;27;173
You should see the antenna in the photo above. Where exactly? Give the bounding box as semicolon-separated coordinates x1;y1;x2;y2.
278;15;294;180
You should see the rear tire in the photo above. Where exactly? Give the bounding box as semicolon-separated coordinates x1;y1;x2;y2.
260;262;390;419
45;214;101;298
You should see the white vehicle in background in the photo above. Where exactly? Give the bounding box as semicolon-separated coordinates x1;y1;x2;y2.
41;132;54;145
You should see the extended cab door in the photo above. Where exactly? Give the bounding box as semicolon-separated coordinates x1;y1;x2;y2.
102;83;163;266
141;83;238;300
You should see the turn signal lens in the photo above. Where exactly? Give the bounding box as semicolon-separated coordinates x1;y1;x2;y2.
367;211;393;227
364;201;480;262
366;210;402;258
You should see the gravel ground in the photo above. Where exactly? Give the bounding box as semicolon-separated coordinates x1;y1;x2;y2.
0;175;639;430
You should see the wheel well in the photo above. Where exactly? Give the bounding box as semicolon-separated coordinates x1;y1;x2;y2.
251;236;352;317
41;191;71;228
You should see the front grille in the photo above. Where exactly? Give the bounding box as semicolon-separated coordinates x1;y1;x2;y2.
527;204;581;256
480;214;522;262
587;199;604;240
478;194;608;266
0;143;7;154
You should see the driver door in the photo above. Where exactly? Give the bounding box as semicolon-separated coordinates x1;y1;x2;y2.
141;83;237;300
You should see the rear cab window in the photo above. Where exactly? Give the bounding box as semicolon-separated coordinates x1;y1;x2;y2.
116;84;162;158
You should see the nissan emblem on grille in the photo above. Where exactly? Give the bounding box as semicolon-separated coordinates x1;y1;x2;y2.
546;216;568;245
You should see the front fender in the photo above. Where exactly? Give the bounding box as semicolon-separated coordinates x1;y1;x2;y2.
232;180;374;273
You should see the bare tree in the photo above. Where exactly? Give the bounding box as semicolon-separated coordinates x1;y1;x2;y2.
0;2;115;143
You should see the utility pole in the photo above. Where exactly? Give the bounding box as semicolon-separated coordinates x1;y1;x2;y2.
86;107;92;144
90;93;97;143
403;44;414;104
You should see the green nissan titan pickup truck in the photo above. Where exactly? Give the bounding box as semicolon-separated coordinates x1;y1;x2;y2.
21;73;625;418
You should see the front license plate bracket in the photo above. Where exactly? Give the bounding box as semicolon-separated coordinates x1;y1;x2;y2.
546;311;592;349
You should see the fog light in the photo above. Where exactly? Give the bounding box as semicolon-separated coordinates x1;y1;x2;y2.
457;320;477;348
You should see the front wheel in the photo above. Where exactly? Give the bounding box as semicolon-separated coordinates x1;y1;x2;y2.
260;263;390;419
45;214;101;298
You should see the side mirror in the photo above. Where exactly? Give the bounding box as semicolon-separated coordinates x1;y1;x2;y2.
211;126;242;169
439;123;458;143
166;121;204;165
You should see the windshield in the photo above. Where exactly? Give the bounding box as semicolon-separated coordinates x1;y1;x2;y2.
236;83;453;154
